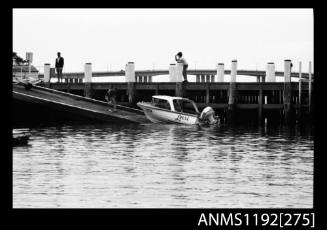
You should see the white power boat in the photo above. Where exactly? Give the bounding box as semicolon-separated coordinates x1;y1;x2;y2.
137;95;219;125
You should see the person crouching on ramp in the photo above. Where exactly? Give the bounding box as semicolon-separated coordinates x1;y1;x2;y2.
105;88;118;112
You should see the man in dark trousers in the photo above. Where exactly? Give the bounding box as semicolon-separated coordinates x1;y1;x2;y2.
105;88;118;112
55;52;64;83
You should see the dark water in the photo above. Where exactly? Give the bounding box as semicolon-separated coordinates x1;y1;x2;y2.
13;122;313;208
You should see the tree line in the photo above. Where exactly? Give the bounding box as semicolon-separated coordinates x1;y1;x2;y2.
13;52;28;65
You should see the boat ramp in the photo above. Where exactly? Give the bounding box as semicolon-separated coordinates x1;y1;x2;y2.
13;82;149;124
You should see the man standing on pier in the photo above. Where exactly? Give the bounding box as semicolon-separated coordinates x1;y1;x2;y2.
55;52;64;83
175;52;188;82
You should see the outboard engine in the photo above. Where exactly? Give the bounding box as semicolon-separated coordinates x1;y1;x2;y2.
199;106;219;125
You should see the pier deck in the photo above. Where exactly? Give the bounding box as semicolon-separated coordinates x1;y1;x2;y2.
44;81;312;123
13;83;149;124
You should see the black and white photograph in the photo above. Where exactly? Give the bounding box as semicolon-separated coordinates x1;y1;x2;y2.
12;8;315;227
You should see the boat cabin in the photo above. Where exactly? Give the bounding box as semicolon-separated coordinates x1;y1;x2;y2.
151;95;200;115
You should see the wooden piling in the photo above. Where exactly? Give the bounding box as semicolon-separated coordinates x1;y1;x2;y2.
210;75;215;82
196;75;200;83
84;63;92;98
217;63;224;82
227;60;237;123
44;63;50;87
308;61;312;113
266;62;276;82
206;84;210;105
258;82;263;123
66;82;71;94
201;75;205;83
176;63;184;82
175;63;184;97
50;67;55;84
126;62;136;104
169;64;176;82
283;60;292;124
84;83;92;98
206;75;210;82
127;82;135;103
175;83;183;97
298;61;302;121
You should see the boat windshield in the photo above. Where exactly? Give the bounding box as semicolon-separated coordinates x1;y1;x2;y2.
152;98;171;110
173;99;199;115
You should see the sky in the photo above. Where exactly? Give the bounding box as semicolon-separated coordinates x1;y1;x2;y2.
13;8;313;73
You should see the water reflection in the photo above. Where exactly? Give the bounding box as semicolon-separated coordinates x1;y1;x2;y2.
13;122;313;208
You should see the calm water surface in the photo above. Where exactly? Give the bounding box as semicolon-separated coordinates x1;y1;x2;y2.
13;122;313;208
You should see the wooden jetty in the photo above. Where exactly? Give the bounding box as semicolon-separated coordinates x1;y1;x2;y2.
14;60;314;124
44;80;312;123
13;83;149;124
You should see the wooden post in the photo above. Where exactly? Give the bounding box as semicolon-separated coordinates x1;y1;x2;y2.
217;63;224;82
216;63;224;105
211;75;215;82
50;67;55;83
196;75;200;83
169;64;176;82
308;61;312;113
206;75;210;82
201;75;205;83
230;60;237;83
84;63;92;98
176;63;184;82
227;60;237;123
67;82;71;93
44;63;51;87
298;61;302;121
258;82;263;123
26;52;33;79
175;63;184;97
283;59;292;124
206;84;210;105
126;62;136;104
266;62;276;82
175;82;183;97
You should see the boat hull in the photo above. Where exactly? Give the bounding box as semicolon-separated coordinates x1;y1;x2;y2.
137;102;199;125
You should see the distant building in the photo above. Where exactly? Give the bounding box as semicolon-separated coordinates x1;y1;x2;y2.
12;58;39;79
12;52;39;79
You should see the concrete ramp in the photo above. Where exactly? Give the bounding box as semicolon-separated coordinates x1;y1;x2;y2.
13;83;149;124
